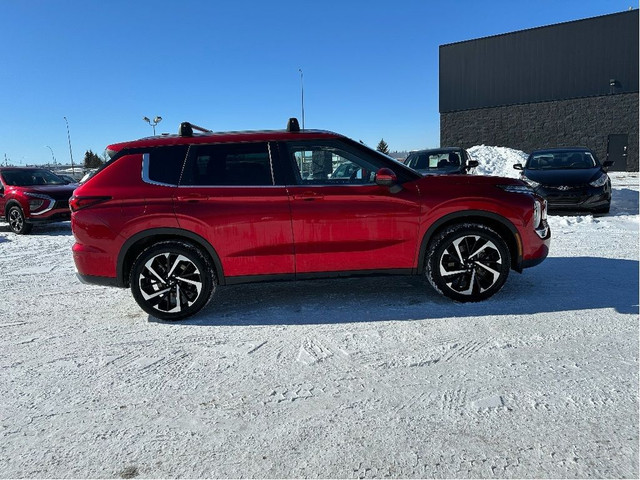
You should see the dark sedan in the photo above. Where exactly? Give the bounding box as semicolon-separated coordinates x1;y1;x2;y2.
405;147;478;175
514;147;613;214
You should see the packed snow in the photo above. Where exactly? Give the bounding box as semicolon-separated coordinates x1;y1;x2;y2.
0;147;638;478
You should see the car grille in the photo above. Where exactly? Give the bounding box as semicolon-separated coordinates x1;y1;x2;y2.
53;200;70;210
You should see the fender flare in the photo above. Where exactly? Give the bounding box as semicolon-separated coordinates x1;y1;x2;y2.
417;210;522;273
116;228;225;287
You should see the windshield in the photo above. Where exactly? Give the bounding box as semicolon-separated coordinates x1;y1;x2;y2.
527;152;597;170
406;151;462;171
1;169;67;186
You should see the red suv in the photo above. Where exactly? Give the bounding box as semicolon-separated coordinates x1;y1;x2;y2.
0;167;76;234
71;119;550;320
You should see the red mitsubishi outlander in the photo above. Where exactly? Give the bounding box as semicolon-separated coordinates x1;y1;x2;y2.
71;119;550;320
0;167;76;234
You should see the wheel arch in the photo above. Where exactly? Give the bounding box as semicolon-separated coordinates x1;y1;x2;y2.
4;199;22;217
417;211;523;274
117;228;225;288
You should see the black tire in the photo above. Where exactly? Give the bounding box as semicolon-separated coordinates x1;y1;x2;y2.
593;204;610;215
425;223;511;302
7;205;33;234
130;241;216;320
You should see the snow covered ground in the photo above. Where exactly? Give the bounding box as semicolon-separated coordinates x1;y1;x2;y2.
1;148;638;478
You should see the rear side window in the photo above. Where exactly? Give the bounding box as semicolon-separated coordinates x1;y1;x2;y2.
180;142;273;186
144;146;189;185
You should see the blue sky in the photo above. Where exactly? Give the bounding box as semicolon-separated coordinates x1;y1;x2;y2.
0;0;635;166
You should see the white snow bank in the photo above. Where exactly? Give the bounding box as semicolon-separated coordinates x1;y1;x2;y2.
468;145;528;178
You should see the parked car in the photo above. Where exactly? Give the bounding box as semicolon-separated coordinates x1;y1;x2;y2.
70;118;550;320
514;147;613;213
55;174;79;185
404;147;478;175
0;167;76;234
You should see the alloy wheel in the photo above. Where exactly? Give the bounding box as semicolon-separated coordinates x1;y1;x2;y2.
138;252;204;315
438;234;504;297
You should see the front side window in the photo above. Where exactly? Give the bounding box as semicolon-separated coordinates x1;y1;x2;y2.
180;142;273;186
287;142;382;185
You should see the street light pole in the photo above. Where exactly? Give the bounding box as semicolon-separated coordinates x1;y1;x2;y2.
45;145;56;166
143;116;163;135
63;116;75;175
298;68;305;130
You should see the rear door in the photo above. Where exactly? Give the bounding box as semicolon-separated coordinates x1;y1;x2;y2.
174;142;294;278
282;140;422;274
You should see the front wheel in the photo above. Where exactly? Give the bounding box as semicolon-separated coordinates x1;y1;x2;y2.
7;205;33;234
130;241;216;320
426;223;511;302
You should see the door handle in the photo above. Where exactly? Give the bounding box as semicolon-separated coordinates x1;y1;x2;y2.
293;192;324;201
176;193;208;203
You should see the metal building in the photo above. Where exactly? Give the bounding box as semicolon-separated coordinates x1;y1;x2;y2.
439;10;639;171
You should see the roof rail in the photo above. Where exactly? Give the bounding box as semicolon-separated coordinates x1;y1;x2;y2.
178;122;213;137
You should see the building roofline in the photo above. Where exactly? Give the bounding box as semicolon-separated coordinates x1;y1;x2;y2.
439;9;638;49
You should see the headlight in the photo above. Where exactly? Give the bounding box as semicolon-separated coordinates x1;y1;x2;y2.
497;184;534;194
533;200;541;227
24;192;54;214
589;172;608;188
522;176;540;188
28;198;45;210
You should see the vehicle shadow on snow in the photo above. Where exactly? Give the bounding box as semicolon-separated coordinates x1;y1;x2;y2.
154;256;638;326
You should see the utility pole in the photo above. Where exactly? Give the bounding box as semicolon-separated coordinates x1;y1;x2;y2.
63;116;75;174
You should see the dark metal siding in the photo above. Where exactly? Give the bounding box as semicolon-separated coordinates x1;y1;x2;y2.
439;10;639;113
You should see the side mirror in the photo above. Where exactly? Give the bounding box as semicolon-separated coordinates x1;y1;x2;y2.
513;164;524;170
0;186;3;196
466;160;479;169
375;168;397;187
375;168;402;193
602;160;614;168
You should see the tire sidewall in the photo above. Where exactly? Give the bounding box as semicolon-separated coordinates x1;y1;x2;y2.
8;205;32;234
426;224;511;302
130;241;216;321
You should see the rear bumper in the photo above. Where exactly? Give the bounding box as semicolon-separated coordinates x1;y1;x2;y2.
76;272;121;288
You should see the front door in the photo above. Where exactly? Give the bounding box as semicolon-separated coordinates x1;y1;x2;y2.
607;134;628;171
283;140;422;274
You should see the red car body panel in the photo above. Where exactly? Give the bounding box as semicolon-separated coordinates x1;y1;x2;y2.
287;183;422;272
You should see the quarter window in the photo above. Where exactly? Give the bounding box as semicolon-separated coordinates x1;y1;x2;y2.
146;146;189;186
180;142;273;186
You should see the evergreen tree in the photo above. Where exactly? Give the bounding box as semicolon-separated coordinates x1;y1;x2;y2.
83;150;103;169
376;138;390;155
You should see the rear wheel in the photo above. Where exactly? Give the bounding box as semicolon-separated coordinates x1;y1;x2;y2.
7;205;32;234
426;223;511;302
130;241;216;320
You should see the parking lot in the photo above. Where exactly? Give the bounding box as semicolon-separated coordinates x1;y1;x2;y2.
0;173;638;478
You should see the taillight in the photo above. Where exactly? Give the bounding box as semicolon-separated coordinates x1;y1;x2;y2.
69;196;111;212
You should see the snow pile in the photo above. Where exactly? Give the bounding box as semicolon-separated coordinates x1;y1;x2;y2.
468;145;528;178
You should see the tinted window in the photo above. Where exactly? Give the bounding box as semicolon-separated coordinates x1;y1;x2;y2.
180;142;273;186
147;146;189;185
286;141;383;185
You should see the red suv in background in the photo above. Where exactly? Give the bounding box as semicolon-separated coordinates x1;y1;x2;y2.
71;119;550;320
0;168;76;234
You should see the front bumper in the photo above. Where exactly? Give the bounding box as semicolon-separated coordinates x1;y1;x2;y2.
535;184;611;212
